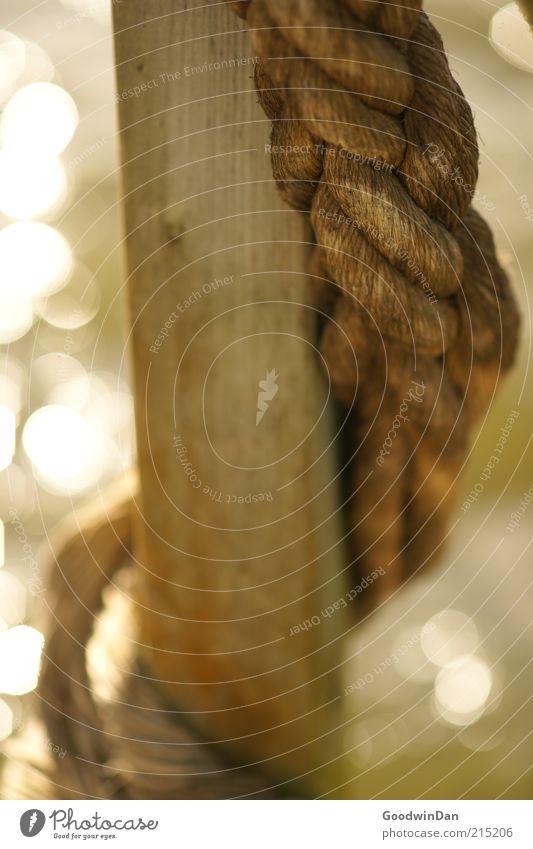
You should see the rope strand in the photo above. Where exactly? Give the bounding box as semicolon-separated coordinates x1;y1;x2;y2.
229;0;519;607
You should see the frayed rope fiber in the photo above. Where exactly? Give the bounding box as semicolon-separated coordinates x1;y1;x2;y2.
228;0;519;608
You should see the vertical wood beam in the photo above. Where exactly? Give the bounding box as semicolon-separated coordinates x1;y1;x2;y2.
113;0;348;795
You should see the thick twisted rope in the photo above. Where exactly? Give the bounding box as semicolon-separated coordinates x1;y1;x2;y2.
229;0;519;609
3;482;278;799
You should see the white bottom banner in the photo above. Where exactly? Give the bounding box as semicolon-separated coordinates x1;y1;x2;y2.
0;800;531;848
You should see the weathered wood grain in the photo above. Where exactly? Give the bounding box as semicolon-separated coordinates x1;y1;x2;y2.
113;0;349;795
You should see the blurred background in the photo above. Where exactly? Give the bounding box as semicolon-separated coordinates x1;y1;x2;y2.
0;0;530;798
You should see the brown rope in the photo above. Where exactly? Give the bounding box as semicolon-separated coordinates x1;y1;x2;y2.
3;482;279;799
229;0;519;609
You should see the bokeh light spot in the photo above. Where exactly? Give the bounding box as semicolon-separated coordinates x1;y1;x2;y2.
23;405;97;493
0;151;68;219
0;697;14;741
0;406;16;472
490;3;533;73
0;82;78;155
434;656;493;726
0;222;72;298
0;625;44;695
421;609;479;667
0;571;26;627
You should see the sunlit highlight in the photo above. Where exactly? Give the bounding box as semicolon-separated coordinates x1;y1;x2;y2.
0;150;68;219
0;222;72;298
0;698;13;741
0;625;44;695
0;571;26;627
0;406;16;471
421;610;479;667
490;3;533;73
61;0;111;27
1;83;78;155
0;31;25;103
0;294;33;344
23;404;106;494
435;656;493;726
36;263;100;329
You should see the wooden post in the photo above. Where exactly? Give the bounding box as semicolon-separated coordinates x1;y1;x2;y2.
113;0;348;795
